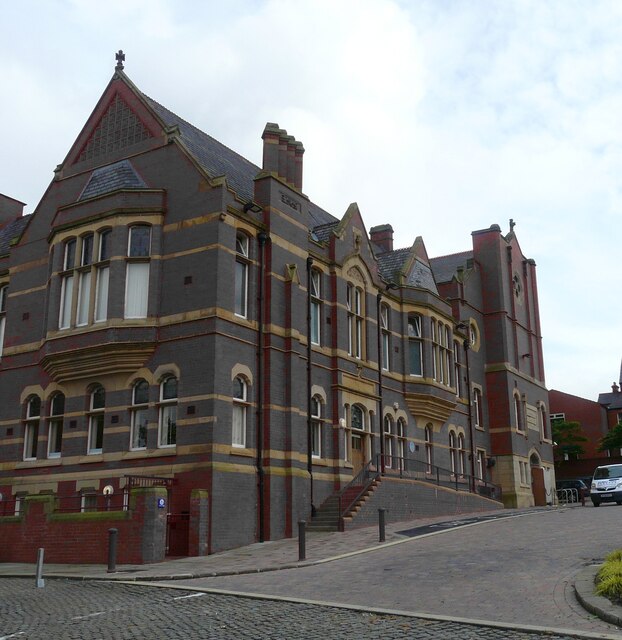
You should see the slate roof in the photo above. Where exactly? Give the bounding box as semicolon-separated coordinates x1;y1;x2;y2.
142;94;338;229
79;160;146;201
598;392;622;410
406;259;438;294
0;216;30;256
143;95;260;204
312;221;339;243
429;250;473;284
376;248;410;282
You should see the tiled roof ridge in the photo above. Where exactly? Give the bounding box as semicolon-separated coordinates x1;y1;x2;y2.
430;249;472;260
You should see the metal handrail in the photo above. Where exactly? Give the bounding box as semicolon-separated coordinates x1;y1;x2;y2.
381;455;503;502
337;456;381;525
557;488;579;504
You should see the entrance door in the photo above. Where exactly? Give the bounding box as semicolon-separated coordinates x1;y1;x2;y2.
351;432;365;475
531;466;546;506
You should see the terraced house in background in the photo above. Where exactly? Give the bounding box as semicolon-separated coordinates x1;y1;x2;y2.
0;55;554;563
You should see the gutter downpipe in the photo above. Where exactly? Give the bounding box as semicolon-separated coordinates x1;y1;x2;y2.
257;231;269;543
377;292;385;474
463;337;476;492
306;257;315;515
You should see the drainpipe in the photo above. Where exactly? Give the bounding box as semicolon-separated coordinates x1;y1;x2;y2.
377;292;385;474
257;231;269;543
306;256;315;515
463;336;476;491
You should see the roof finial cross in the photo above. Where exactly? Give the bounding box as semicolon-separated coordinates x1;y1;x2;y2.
115;50;125;71
509;218;516;232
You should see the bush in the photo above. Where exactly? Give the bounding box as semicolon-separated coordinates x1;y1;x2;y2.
596;552;622;603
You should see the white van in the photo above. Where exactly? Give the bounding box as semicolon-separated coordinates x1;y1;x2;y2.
590;464;622;506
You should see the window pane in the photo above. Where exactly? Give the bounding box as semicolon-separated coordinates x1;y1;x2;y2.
312;421;321;457
125;262;149;318
64;240;76;270
88;414;104;452
311;270;320;298
408;317;421;337
131;408;148;449
162;377;178;400
234;260;247;317
51;393;65;416
133;380;149;404
232;404;246;447
0;316;5;359
236;234;248;257
59;275;74;328
24;422;39;459
351;406;363;430
77;271;91;325
160;405;177;446
48;418;63;457
28;397;41;417
311;301;320;345
81;234;93;266
409;340;422;376
94;267;109;322
129;227;151;257
0;286;6;312
99;230;111;261
91;387;105;410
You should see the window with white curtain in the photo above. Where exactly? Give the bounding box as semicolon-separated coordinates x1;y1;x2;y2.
130;380;149;450
124;226;151;319
232;376;248;447
88;386;105;454
47;393;65;458
23;396;41;460
158;377;177;447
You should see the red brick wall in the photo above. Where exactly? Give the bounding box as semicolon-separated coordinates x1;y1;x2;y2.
0;488;166;564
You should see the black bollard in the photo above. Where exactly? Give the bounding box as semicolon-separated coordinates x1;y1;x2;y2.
378;508;386;542
298;520;306;561
107;528;118;573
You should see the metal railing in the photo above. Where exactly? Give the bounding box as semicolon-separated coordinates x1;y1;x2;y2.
54;493;129;513
124;474;175;488
337;458;381;526
381;455;503;502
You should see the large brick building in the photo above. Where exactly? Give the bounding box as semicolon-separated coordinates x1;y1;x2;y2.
0;57;554;562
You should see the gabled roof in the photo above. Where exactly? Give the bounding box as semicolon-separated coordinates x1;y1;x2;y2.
429;250;473;284
0;216;30;257
598;392;622;411
142;95;260;204
79;160;146;201
312;221;340;243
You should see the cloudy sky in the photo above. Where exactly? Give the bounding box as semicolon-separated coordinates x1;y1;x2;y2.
2;0;620;401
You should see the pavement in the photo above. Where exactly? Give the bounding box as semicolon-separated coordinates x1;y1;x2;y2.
0;508;528;582
2;504;622;638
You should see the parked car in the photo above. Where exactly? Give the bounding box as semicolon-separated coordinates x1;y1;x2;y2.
556;479;587;502
590;464;622;507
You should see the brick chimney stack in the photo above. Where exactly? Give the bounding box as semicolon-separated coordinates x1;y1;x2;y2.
0;194;25;225
261;123;304;191
370;224;394;253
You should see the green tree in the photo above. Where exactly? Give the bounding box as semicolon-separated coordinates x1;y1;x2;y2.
552;420;588;462
598;422;622;453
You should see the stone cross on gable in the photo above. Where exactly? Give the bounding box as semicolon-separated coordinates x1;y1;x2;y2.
115;50;125;71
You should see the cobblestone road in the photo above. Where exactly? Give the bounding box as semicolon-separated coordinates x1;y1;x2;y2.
0;578;603;640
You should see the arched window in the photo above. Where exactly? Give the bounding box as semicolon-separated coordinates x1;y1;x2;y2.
310;269;321;346
514;393;524;432
449;431;457;475
346;283;363;359
473;388;483;428
130;380;149;450
351;405;364;431
87;386;105;454
396;418;406;470
234;233;249;318
94;228;111;322
458;433;466;476
125;225;151;319
0;284;7;358
380;304;390;371
453;341;461;397
158;377;177;447
23;396;41;460
311;396;322;458
424;425;433;473
47;393;65;458
408;316;423;376
232;376;248;447
384;415;394;468
539;404;549;440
